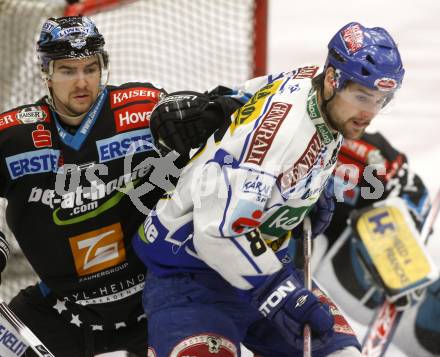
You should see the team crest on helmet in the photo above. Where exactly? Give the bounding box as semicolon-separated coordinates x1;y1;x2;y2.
70;37;87;49
374;77;398;91
341;23;364;54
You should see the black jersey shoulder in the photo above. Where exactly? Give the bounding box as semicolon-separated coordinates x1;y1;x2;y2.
106;82;166;109
361;132;404;162
0;97;51;133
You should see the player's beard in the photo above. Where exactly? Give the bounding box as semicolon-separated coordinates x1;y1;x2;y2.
52;91;93;116
50;91;92;125
326;113;367;140
65;94;93;116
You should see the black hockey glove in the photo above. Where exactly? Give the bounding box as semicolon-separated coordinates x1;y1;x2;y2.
0;232;9;284
150;91;227;155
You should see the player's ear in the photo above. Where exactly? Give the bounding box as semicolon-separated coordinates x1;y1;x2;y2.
323;67;336;99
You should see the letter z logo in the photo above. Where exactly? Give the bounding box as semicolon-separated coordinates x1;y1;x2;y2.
69;223;126;276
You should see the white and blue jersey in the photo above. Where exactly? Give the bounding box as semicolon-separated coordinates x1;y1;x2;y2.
133;66;343;292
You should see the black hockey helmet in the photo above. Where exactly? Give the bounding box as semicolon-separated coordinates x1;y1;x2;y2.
37;16;108;74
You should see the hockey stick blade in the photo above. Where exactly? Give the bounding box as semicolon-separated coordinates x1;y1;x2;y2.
0;301;55;357
361;188;440;357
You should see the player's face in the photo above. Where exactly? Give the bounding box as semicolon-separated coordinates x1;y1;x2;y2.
325;82;390;140
49;56;101;117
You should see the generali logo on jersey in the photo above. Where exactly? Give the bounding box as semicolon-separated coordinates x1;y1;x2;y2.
110;87;161;109
279;132;322;191
245;102;292;165
69;223;126;277
113;103;155;133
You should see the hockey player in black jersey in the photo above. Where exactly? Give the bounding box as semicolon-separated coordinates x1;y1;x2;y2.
0;16;239;356
307;132;437;356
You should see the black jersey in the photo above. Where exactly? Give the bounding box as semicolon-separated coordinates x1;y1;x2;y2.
325;132;429;245
0;82;167;328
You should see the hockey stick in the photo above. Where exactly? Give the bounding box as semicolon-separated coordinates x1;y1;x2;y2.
361;188;440;357
0;300;55;357
302;216;312;357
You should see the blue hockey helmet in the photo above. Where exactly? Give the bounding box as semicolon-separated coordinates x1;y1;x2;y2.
37;16;108;74
325;22;404;92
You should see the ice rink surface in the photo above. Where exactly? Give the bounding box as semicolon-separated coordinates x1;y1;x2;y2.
101;1;440;356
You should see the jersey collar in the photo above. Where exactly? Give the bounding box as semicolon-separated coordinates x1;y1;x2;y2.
306;89;338;145
52;88;108;150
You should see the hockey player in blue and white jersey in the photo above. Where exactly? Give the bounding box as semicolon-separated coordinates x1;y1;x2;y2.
133;22;405;357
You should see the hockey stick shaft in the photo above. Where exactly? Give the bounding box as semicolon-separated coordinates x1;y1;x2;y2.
362;187;440;357
0;300;55;357
303;216;312;357
421;188;440;244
